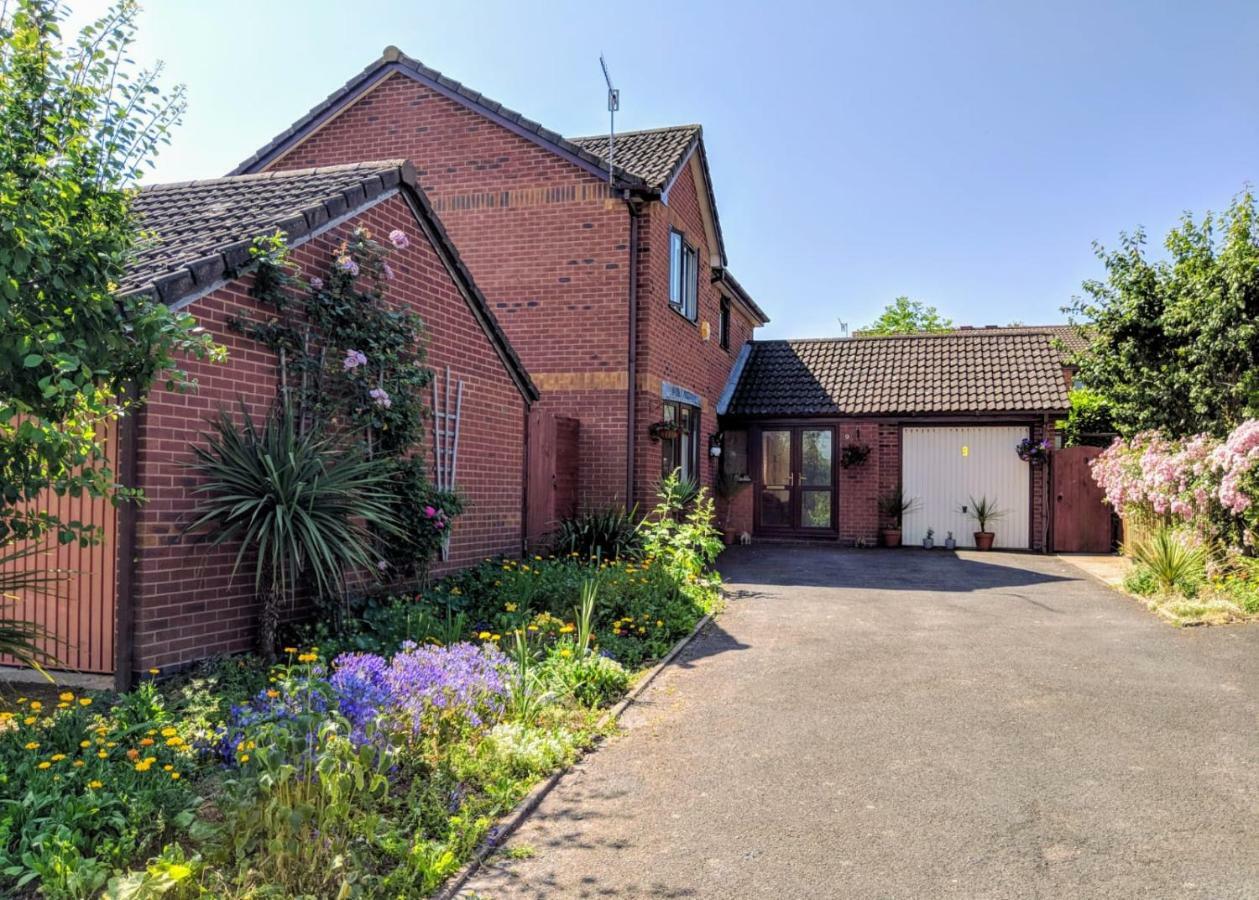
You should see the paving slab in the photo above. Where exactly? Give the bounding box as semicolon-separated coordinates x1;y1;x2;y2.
461;546;1259;899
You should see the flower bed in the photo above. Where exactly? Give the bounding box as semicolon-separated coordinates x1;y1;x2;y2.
0;480;723;896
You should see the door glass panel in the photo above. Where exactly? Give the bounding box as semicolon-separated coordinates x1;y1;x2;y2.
801;430;833;486
801;491;832;528
761;431;791;486
761;489;792;527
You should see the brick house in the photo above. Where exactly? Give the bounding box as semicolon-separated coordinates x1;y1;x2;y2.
715;331;1072;550
230;48;770;522
61;160;536;684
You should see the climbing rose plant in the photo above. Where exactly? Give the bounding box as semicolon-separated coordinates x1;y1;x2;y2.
231;226;459;584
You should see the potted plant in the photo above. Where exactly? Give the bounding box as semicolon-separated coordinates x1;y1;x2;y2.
961;495;1005;550
1015;436;1051;464
648;420;681;442
944;531;956;550
923;527;935;549
877;485;918;548
840;443;871;469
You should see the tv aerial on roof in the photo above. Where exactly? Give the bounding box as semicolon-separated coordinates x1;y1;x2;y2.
599;53;619;187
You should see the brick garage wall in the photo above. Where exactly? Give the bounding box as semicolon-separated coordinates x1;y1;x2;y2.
261;72;633;507
130;193;527;671
634;163;757;508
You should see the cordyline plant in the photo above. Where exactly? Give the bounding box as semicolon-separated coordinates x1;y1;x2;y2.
0;0;221;547
185;402;401;657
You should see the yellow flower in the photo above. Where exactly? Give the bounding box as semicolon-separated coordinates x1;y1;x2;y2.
23;716;36;725
50;754;65;762
78;698;91;707
88;780;103;789
478;631;491;640
72;760;84;768
505;602;517;612
148;668;159;675
160;727;177;738
97;750;108;759
265;689;279;699
170;772;180;781
56;702;69;709
16;698;25;705
491;634;501;642
656;620;664;627
24;741;38;750
298;653;317;663
559;649;572;658
283;647;297;654
559;624;574;634
58;692;74;702
36;761;52;770
139;737;154;747
165;737;183;747
239;754;250;763
28;701;41;712
163;764;173;772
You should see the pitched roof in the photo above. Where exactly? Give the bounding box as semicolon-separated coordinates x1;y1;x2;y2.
230;47;648;190
569;125;700;191
721;332;1070;418
125;160;537;402
944;324;1091;356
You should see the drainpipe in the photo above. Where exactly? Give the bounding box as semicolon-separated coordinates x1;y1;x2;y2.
625;194;642;507
113;381;141;692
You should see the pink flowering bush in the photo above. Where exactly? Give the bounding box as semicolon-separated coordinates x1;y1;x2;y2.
1092;420;1259;548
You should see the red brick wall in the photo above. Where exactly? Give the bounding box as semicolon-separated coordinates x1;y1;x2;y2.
130;194;527;670
634;164;758;507
261;72;634;507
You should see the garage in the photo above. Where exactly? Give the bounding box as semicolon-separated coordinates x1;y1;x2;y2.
901;425;1030;549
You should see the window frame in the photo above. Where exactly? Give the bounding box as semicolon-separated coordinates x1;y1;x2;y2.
660;399;701;481
668;229;699;322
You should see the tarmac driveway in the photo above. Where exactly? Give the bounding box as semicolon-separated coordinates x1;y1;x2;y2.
461;546;1259;898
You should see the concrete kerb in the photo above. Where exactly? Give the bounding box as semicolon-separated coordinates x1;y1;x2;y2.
434;610;716;900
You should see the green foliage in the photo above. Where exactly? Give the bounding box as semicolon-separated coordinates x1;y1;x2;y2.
1126;528;1207;596
550;505;642;561
962;495;1005;532
1067;189;1259;437
0;687;201;899
0;0;222;546
544;652;630;708
1060;387;1116;447
877;485;918;527
185;401;400;654
862;296;953;336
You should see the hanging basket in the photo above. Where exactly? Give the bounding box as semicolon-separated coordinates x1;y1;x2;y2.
840;443;871;469
1016;437;1051;464
648;421;681;442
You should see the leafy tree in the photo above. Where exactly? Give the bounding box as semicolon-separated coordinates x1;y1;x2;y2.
0;0;220;546
1059;387;1116;447
862;296;953;335
1067;190;1259;437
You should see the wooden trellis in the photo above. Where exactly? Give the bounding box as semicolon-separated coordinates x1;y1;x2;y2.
432;366;464;560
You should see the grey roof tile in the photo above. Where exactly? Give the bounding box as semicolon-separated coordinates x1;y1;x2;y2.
726;333;1070;417
569;125;700;191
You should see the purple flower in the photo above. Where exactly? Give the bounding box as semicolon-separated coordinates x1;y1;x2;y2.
388;229;410;249
310;276;324;291
342;349;368;371
382;262;394;281
369;387;392;409
377;559;389;572
337;255;360;277
423;505;437;518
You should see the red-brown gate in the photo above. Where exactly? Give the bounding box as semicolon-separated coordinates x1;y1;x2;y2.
525;409;580;548
1051;446;1114;553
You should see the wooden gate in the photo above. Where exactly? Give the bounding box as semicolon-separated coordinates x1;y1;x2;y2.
525;409;579;547
0;424;119;674
1051;446;1114;553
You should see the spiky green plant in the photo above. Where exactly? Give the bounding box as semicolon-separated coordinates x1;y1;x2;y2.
574;578;598;658
550;506;641;560
185;401;401;656
1127;528;1208;595
877;485;918;527
0;545;61;676
962;495;1006;532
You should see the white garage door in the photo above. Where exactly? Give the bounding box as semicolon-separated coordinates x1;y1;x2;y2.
902;426;1030;549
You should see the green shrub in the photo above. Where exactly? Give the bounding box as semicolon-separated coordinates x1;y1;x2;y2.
1124;565;1160;596
549;506;641;560
544;652;630;707
1126;528;1207;596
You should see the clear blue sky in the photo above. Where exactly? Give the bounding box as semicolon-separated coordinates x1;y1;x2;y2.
69;0;1259;339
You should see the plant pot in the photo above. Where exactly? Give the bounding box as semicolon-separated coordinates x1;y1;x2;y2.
974;531;995;551
922;539;934;549
721;528;736;546
882;528;902;547
944;538;956;550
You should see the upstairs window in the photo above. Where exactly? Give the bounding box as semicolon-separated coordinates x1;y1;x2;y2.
669;230;698;321
719;297;731;350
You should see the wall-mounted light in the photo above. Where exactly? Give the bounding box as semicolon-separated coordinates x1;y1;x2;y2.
709;432;723;457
